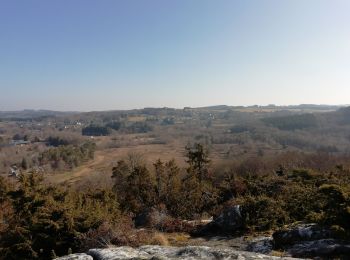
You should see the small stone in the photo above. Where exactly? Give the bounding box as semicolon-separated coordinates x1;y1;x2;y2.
55;253;93;260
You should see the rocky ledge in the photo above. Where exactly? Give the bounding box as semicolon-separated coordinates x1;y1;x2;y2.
56;245;299;260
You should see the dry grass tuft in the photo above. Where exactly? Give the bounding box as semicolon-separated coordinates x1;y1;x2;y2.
271;250;286;257
149;232;169;246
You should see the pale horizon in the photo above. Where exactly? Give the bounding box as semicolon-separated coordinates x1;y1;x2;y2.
0;103;348;113
1;0;349;111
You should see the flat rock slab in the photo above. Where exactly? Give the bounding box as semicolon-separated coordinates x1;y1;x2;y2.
84;245;300;260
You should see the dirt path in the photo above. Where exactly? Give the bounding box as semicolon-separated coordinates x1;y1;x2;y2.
46;144;184;186
46;143;223;187
70;153;106;179
47;151;109;185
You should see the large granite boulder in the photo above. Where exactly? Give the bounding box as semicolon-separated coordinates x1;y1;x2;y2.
57;245;300;260
195;205;244;235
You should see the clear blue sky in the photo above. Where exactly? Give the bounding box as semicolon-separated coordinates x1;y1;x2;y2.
0;0;349;111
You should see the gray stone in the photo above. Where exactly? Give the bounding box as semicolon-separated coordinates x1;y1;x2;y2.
214;205;243;231
55;253;93;260
246;237;274;254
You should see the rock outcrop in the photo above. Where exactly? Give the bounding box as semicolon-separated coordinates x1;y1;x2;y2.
273;223;334;247
56;223;350;259
56;245;299;260
273;223;350;258
288;239;350;258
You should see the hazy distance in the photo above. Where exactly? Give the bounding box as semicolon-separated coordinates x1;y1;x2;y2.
1;0;349;111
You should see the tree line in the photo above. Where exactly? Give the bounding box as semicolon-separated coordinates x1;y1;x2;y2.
82;122;153;136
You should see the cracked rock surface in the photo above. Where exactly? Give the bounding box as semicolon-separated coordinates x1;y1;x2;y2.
56;245;299;260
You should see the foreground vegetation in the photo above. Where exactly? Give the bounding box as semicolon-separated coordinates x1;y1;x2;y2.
1;143;349;259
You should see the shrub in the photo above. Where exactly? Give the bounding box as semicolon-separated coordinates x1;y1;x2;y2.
317;184;350;230
0;173;123;259
237;195;289;231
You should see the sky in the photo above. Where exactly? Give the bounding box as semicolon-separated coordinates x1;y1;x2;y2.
0;0;349;111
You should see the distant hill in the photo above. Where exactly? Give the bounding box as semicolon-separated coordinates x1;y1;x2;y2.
194;104;343;112
0;105;345;120
0;110;78;119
